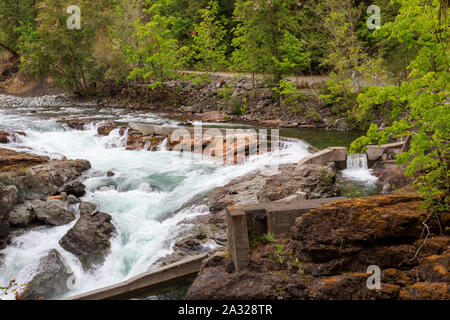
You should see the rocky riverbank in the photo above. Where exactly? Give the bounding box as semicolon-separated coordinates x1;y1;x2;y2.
156;162;342;267
186;193;449;300
0;147;116;299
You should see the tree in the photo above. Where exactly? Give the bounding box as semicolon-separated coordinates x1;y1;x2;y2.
231;0;303;82
127;1;182;90
18;0;115;94
350;0;449;216
0;0;37;58
191;0;228;73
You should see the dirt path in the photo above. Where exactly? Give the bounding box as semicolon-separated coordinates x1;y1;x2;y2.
181;70;330;84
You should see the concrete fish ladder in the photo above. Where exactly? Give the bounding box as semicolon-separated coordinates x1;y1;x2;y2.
65;253;208;300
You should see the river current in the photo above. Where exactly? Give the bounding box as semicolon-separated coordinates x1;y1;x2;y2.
0;103;378;299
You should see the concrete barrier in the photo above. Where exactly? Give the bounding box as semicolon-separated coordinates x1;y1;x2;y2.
298;147;347;169
226;197;346;272
65;253;208;300
365;141;405;164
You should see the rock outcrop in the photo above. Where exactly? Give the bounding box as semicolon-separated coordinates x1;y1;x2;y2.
209;163;340;213
31;199;76;226
186;194;449;300
0;148;91;247
8;202;34;227
0;184;17;249
59;211;116;270
0;156;90;202
21;249;70;300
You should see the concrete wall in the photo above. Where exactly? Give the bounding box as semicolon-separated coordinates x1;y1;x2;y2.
226;197;346;272
65;253;208;300
298;147;347;169
365;141;405;165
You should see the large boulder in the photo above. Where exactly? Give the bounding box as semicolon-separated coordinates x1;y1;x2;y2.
0;147;48;168
257;163;340;201
59;211;116;269
58;180;86;197
32;199;76;226
79;202;97;216
208;163;341;213
0;184;18;248
0;157;91;202
22;249;70;300
8;202;34;227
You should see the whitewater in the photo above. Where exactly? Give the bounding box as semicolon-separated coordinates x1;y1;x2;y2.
0;104;312;299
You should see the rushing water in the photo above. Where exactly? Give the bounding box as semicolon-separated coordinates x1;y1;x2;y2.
0;104;378;299
342;153;378;184
0;105;311;299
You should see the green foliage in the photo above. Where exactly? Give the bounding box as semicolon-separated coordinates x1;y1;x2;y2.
18;0;115;94
190;0;228;72
272;80;304;112
217;82;234;101
0;0;37;55
127;3;182;90
350;0;449;215
231;0;307;81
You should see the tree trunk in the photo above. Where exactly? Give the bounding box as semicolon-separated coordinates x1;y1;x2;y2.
0;44;19;59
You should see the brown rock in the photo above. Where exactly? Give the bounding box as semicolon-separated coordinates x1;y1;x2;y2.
0;148;48;168
399;282;449;300
59;211;116;269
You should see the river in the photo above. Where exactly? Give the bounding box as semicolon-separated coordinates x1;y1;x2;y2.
0;101;378;299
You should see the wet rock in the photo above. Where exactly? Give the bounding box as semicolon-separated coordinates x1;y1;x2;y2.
0;147;48;168
8;202;34;227
106;171;115;177
0;130;10;143
97;125;115;136
67;195;80;204
59;211;116;269
79;202;97;215
0;184;18;248
22;249;70;300
372;162;413;191
58;180;86;197
58;119;89;130
32;199;76;226
0;156;91;202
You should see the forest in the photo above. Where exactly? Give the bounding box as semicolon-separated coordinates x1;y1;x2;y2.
0;0;448;219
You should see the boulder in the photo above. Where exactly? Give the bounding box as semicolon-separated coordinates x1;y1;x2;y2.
59;211;116;269
22;249;70;300
32;199;76;226
97;125;115;136
0;147;48;168
0;130;10;143
79;202;97;215
58;180;86;197
8;202;34;227
67;195;80;204
0;184;18;248
0;156;90;202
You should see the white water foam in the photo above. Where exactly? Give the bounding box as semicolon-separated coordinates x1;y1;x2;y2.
342;153;378;184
